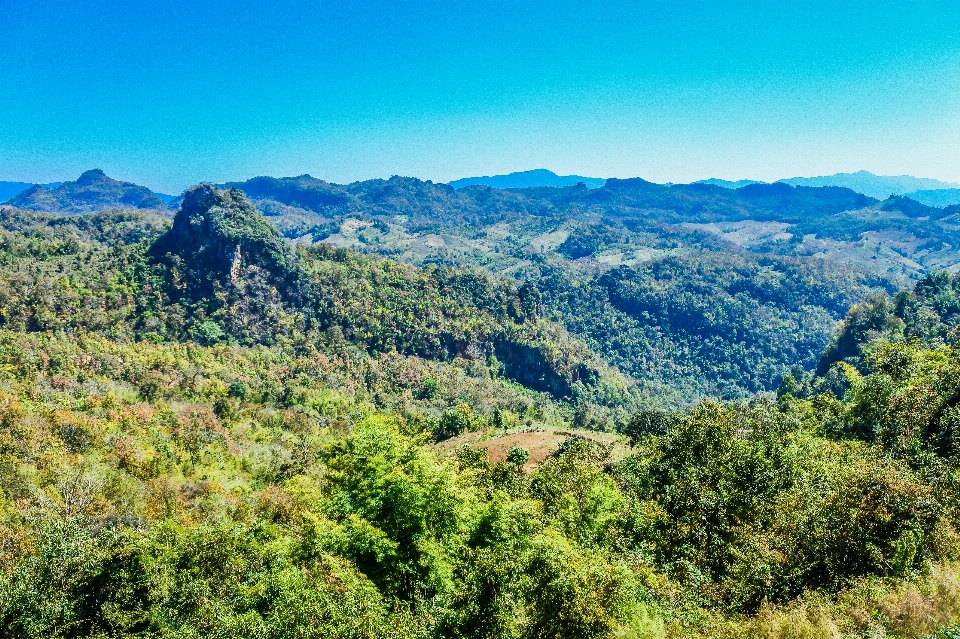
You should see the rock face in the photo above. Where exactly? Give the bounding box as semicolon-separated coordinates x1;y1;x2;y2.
150;184;312;306
6;169;167;213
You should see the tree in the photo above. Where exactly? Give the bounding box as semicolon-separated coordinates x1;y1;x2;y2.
506;446;530;468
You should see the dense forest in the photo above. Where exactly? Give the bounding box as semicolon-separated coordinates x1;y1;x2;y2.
15;169;946;403
0;182;958;637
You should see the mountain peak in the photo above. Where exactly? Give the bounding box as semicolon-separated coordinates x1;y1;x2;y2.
152;184;305;298
6;169;167;213
164;184;282;261
76;168;110;185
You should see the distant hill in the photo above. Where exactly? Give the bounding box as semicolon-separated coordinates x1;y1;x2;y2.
903;188;960;208
449;168;606;190
0;180;61;201
780;170;960;199
5;169;169;213
694;178;765;189
697;172;960;200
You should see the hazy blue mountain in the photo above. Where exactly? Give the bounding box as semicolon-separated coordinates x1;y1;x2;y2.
694;178;765;189
780;171;960;199
4;169;168;213
449;168;606;189
153;192;178;205
903;188;960;208
0;181;62;201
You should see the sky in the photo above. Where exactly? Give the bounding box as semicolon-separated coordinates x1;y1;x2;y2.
1;0;959;194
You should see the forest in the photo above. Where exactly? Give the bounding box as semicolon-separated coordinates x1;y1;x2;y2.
1;182;960;637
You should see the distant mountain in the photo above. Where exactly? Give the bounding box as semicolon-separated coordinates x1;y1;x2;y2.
152;192;178;205
694;178;765;189
780;171;960;200
449;168;606;190
903;188;960;208
5;169;169;213
0;181;61;202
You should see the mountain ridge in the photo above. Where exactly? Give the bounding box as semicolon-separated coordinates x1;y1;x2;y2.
699;170;960;200
4;169;172;213
781;170;960;198
0;180;958;639
449;168;606;189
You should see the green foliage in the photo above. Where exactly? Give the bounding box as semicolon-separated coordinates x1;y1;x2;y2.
418;377;440;400
0;185;959;638
537;252;887;405
506;446;530;467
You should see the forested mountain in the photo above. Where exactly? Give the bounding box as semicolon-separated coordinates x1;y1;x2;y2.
1;185;960;637
217;173;919;401
222;172;960;283
781;170;960;199
700;172;960;205
5;169;170;213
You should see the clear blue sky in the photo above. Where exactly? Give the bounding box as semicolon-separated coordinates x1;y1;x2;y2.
1;0;959;193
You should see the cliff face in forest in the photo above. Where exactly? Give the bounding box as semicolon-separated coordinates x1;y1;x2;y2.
150;184;311;302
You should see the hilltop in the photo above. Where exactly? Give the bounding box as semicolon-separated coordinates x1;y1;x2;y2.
5;169;171;213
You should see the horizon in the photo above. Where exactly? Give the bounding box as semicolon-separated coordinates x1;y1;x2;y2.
2;1;959;193
4;167;960;199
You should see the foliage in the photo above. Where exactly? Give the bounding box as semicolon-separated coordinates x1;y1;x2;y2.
0;185;958;638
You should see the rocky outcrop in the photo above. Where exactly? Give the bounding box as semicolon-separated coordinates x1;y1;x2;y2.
150;184;314;307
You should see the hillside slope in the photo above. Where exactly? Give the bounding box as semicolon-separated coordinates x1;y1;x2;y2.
0;265;958;638
220;174;903;400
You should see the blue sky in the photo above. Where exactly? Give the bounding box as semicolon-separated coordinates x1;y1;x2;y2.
1;0;959;193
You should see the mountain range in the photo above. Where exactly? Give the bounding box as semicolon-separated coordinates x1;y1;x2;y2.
7;167;960;402
448;169;960;204
781;170;960;198
697;170;960;205
3;179;959;638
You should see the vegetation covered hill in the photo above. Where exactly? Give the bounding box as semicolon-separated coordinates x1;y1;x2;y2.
15;169;960;401
0;186;633;405
6;170;170;213
218;174;915;401
221;172;960;282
